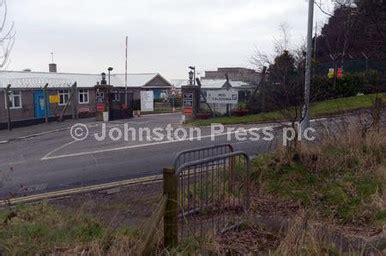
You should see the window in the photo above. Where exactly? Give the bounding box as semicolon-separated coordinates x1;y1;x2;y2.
4;91;22;109
58;89;70;106
78;89;89;104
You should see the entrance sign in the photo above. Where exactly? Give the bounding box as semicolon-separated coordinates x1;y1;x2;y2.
206;90;238;104
183;93;193;107
140;90;154;112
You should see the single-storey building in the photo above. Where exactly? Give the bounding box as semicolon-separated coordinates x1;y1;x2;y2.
0;70;172;125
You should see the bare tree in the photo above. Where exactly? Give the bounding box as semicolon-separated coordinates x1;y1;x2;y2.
251;25;307;154
0;0;15;70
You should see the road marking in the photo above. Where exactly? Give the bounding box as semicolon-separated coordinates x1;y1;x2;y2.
41;140;78;160
41;117;325;161
41;127;277;161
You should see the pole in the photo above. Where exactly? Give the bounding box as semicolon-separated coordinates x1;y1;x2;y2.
163;167;178;248
125;36;128;107
302;0;314;129
108;70;111;86
44;83;49;124
5;85;11;131
193;67;196;86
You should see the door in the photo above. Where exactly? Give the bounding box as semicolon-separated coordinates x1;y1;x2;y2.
33;90;49;118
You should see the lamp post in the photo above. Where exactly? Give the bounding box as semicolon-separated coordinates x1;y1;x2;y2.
107;67;113;85
189;66;196;85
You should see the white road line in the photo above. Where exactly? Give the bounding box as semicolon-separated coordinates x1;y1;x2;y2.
41;127;276;161
41;140;79;160
41;117;325;162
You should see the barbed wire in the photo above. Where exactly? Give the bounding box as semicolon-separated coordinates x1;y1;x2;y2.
0;77;75;88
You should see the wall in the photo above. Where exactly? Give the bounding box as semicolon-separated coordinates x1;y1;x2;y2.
0;90;35;123
0;88;98;123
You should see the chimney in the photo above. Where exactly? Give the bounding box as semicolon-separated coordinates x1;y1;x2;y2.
49;52;57;72
49;63;57;73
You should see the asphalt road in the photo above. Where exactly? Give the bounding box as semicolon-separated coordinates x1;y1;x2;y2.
0;112;382;198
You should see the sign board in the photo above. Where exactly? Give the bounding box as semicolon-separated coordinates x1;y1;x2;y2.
140;90;154;112
171;86;177;96
96;103;105;112
328;68;335;79
337;68;343;79
183;93;193;107
183;107;193;115
49;95;59;104
206;90;238;104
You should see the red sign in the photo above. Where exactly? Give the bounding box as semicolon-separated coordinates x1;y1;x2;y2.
337;68;343;79
96;103;105;112
183;107;193;115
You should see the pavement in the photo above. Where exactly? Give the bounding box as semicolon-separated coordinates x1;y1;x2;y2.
0;111;383;199
0;118;98;144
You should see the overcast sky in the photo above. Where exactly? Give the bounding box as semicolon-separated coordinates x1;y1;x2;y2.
6;0;333;79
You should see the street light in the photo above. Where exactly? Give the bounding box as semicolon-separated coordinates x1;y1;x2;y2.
101;72;107;85
107;67;113;85
189;66;196;85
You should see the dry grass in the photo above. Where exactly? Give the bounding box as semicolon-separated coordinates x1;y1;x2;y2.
271;215;367;256
253;121;386;226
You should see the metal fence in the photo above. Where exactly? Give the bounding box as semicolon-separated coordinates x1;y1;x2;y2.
163;145;250;247
174;144;234;169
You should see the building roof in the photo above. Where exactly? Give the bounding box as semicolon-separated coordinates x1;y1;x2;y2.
169;79;189;88
0;71;167;89
170;78;251;89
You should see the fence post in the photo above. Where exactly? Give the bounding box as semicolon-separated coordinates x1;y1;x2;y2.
5;86;12;131
163;167;178;248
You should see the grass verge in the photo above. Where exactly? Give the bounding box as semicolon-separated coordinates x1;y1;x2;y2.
189;93;386;126
0;202;145;255
252;126;386;226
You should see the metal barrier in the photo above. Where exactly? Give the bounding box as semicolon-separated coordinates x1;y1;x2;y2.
164;148;250;247
174;144;234;169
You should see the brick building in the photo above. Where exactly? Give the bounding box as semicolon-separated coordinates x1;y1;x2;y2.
0;70;172;125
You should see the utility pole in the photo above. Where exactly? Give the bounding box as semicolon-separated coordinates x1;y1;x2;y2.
302;0;314;130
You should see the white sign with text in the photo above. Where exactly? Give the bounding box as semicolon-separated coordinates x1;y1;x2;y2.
206;90;238;104
140;91;154;112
